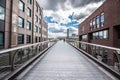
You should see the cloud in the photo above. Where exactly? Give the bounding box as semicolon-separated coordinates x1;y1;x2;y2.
74;13;87;20
48;23;78;38
38;0;66;11
48;23;66;33
70;0;104;8
44;16;58;23
73;1;104;23
37;0;105;38
38;0;104;11
68;27;78;34
48;23;67;37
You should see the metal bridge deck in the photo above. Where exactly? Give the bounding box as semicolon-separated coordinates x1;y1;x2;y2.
17;41;117;80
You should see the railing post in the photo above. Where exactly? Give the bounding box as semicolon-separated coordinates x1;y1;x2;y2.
9;52;12;65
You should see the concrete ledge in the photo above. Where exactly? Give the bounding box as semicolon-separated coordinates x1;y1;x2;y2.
4;42;57;80
68;43;120;79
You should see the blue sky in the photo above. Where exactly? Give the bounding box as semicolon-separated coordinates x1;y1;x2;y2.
38;0;105;38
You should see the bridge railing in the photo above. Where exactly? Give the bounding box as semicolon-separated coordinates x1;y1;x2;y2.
0;39;57;79
67;40;120;73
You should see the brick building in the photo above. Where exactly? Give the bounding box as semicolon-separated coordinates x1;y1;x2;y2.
42;20;48;41
0;0;48;49
78;0;120;66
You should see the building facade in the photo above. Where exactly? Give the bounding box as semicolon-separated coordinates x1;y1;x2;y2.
42;20;48;41
0;0;48;49
78;0;120;65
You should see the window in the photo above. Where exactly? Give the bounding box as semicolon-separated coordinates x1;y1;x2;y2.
81;26;84;33
27;0;32;4
39;28;41;33
19;0;25;12
103;30;108;39
96;16;100;28
99;31;103;39
93;18;96;29
27;8;31;17
26;21;31;30
18;17;24;28
36;26;38;32
0;32;4;45
39;37;41;42
38;18;41;24
26;35;31;43
90;20;93;30
18;34;24;44
92;30;108;40
35;36;38;43
34;26;38;32
39;9;41;16
93;33;96;39
0;6;5;20
36;3;38;12
100;13;104;27
35;15;38;23
95;32;99;39
82;35;87;40
118;27;120;39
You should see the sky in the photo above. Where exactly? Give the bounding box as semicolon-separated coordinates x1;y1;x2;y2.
37;0;105;38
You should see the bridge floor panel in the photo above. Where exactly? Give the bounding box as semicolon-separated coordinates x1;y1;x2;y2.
20;41;115;80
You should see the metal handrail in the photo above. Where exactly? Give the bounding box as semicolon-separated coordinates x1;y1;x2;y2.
0;40;54;54
69;40;120;52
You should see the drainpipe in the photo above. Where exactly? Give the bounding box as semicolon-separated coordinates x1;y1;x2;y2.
8;0;13;66
32;0;35;44
9;0;13;48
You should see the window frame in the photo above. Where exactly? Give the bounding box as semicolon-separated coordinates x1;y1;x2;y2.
100;12;104;27
27;0;32;4
26;35;31;43
18;16;24;28
27;7;31;17
18;0;25;12
0;6;5;20
18;34;24;44
26;21;31;30
0;32;4;46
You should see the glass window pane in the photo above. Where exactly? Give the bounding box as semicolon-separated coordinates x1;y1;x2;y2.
39;28;41;33
0;32;4;45
19;0;24;11
103;30;108;39
39;37;40;42
18;17;24;27
93;18;96;29
26;35;31;43
18;34;24;44
99;31;103;39
36;3;38;12
96;16;100;28
35;36;38;43
28;0;32;4
96;32;99;39
26;21;31;30
101;13;104;27
27;8;31;17
0;6;5;20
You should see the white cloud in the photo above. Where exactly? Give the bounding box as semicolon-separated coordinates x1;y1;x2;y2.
38;0;104;38
48;23;78;38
